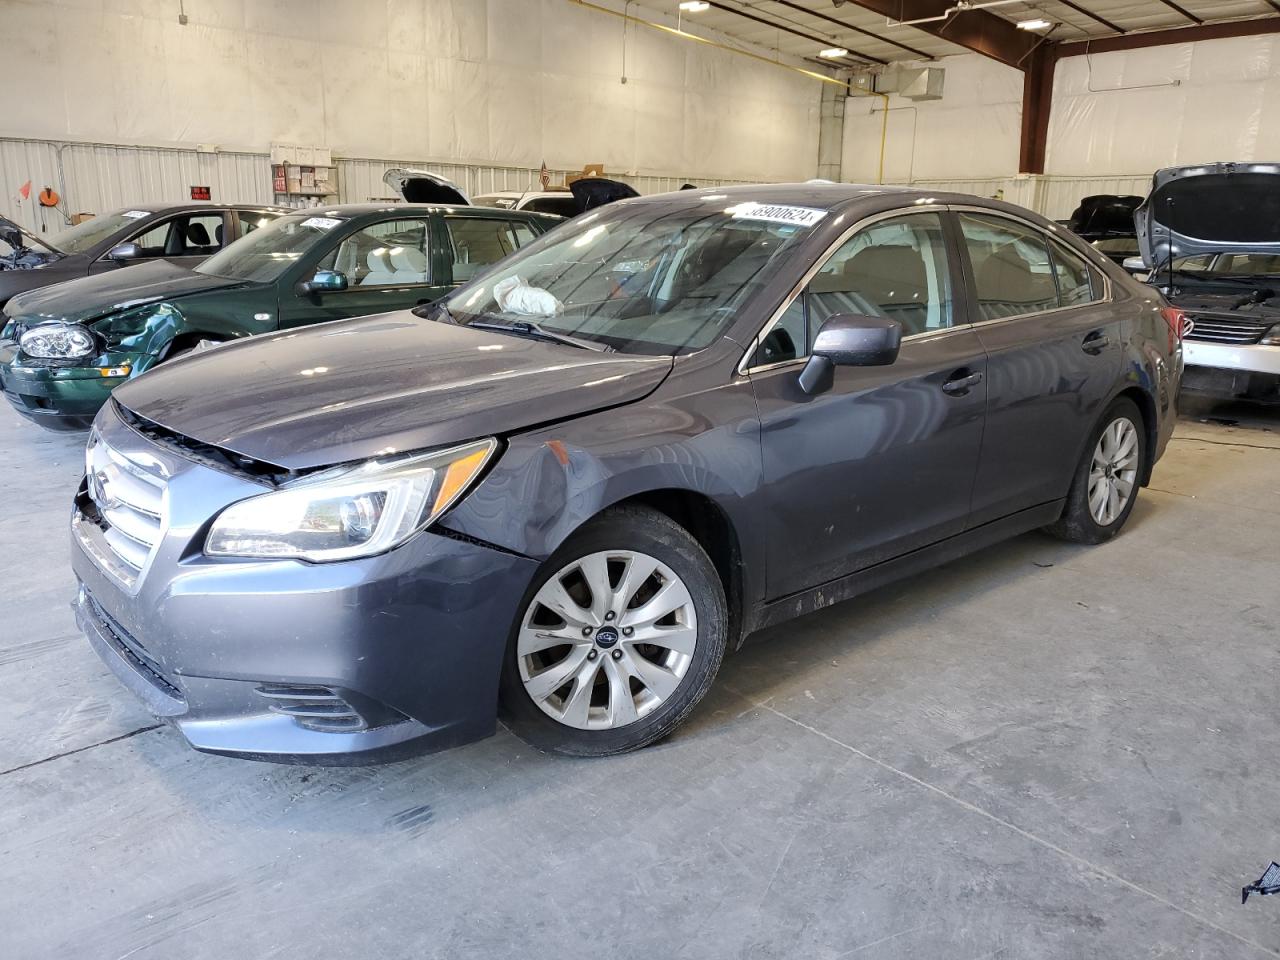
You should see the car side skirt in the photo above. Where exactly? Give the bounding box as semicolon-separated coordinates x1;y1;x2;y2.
749;499;1066;635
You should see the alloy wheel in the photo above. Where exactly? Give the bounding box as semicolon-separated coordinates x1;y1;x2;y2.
517;550;698;730
1088;416;1139;526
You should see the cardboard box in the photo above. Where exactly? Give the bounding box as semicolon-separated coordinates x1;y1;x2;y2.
296;146;316;165
286;177;303;194
270;143;298;164
71;212;95;224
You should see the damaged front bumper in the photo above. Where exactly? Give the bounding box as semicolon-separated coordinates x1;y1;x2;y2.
0;341;145;430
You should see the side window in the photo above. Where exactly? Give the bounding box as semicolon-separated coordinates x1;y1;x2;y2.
237;211;281;239
959;213;1059;321
749;298;806;367
806;212;953;342
445;218;531;283
1050;241;1099;306
129;213;223;258
315;218;431;287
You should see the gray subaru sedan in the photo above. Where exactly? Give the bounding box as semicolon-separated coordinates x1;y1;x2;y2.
71;184;1183;763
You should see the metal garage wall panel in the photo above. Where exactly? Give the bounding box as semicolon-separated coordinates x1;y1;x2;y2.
0;138;272;232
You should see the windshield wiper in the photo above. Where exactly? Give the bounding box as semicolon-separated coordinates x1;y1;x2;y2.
465;320;612;352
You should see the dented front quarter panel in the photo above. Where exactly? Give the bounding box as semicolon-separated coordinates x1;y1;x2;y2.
438;338;768;609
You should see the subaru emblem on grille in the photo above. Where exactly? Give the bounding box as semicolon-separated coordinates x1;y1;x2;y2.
1181;317;1195;338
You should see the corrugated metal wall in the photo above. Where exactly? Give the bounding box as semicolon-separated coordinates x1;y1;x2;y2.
0;138;753;237
0;137;1154;239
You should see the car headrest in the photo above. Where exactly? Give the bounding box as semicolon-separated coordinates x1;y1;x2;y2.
367;248;393;273
186;222;212;246
390;246;428;273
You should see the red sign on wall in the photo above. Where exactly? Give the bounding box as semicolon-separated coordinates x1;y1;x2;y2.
190;185;211;200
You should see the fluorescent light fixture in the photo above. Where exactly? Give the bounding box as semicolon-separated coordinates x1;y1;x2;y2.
818;47;849;58
679;1;709;11
1016;18;1052;30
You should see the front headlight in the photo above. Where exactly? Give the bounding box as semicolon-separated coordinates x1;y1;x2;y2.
19;322;96;359
205;438;498;562
1261;323;1280;346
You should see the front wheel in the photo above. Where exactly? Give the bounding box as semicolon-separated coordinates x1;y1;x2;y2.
1045;397;1145;544
499;505;727;757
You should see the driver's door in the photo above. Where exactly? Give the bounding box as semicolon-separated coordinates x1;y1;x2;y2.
747;211;988;599
277;216;451;329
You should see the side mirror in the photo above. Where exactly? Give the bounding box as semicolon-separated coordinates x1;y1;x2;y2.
1121;256;1148;276
299;269;348;294
107;241;141;262
798;314;902;395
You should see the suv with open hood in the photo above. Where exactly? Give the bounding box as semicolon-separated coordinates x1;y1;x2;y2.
1132;162;1280;399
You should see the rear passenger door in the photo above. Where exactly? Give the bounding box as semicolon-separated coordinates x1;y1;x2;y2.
955;210;1122;526
749;211;988;599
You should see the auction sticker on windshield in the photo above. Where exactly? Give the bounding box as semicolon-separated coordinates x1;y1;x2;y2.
730;202;827;228
301;216;344;230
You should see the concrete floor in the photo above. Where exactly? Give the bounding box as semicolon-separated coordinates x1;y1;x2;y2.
1;394;1277;960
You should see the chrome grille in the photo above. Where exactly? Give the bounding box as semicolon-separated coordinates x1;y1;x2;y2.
1183;314;1273;345
79;429;166;585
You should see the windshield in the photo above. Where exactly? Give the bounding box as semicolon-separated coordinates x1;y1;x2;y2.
1171;253;1280;278
442;200;823;355
48;209;154;255
196;212;347;282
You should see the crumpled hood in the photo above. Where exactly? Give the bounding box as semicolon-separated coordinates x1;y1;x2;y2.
1137;162;1280;267
113;312;674;470
6;259;247;325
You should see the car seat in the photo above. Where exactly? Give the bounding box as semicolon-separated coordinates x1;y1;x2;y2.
361;248;396;285
389;247;429;284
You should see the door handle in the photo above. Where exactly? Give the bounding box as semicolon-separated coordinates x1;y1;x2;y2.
942;370;984;396
1081;331;1111;355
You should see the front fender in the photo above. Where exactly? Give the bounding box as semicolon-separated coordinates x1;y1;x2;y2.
439;375;766;603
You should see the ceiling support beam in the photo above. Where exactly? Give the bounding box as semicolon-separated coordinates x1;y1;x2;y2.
766;0;935;59
705;1;886;64
1155;0;1204;24
1055;16;1280;56
1054;1;1127;34
842;0;1041;68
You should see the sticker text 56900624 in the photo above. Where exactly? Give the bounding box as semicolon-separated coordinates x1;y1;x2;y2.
729;202;828;228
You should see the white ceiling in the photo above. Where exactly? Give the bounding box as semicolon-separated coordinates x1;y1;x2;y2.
678;1;1280;66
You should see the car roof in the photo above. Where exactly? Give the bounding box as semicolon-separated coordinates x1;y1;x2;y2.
282;202;550;220
104;202;289;214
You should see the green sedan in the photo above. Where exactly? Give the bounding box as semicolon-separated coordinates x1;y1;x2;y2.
1;202;560;430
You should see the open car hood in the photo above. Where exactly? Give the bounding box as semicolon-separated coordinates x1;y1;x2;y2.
568;177;639;213
1068;195;1141;241
1136;162;1280;267
0;215;62;270
382;168;470;205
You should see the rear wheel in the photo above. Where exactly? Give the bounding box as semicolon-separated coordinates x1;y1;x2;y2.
1045;397;1144;544
499;505;727;757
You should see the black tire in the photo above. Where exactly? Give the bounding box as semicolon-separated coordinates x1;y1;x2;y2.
498;504;727;757
1045;396;1145;544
